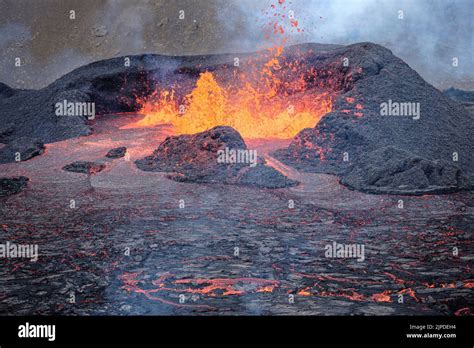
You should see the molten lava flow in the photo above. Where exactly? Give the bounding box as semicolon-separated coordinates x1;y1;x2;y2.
124;47;333;139
126;70;332;139
119;272;280;307
371;291;392;303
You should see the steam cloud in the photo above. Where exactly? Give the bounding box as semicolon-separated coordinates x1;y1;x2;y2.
231;0;473;89
0;0;471;89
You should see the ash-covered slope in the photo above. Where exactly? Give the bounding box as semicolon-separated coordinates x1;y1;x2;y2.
274;43;473;194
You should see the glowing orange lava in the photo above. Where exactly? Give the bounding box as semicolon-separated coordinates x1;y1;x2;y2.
371;291;392;303
122;0;334;139
123;47;333;139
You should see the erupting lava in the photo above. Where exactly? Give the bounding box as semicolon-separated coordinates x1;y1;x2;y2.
122;1;334;139
123;49;333;139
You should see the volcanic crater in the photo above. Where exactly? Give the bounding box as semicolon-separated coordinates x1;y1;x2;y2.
1;42;472;193
0;42;473;315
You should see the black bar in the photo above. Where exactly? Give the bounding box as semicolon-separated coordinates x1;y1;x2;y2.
0;316;472;346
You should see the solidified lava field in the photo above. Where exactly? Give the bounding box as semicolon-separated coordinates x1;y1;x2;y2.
0;114;472;316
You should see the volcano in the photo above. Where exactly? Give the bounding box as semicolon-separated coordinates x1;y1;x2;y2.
0;42;473;316
0;42;472;194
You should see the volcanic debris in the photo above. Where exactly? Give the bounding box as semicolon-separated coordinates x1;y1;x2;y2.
62;161;106;174
0;137;45;164
136;126;297;188
340;146;471;195
0;176;29;197
105;147;127;159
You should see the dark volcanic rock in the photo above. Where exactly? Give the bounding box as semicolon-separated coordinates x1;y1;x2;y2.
0;88;93;145
341;146;472;195
136;126;296;188
0;82;16;98
0;176;29;197
0;123;15;143
63;161;105;174
106;147;127;159
0;137;45;164
238;164;297;189
443;87;474;106
273;42;474;194
136;126;248;181
274;111;370;175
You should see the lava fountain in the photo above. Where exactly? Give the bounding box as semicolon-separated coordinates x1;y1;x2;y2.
122;46;334;139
